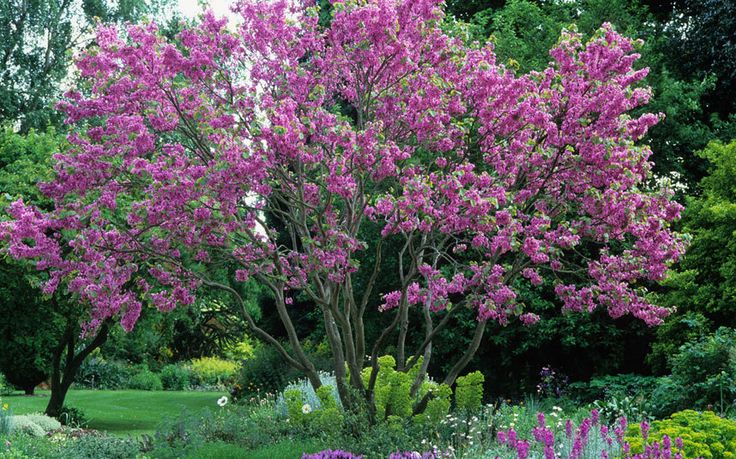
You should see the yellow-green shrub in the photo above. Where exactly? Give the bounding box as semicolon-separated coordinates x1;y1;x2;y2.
415;381;452;424
455;371;484;413
626;410;736;459
189;357;240;386
283;386;342;433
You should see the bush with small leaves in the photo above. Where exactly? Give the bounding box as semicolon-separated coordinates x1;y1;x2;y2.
18;413;60;432
128;368;164;391
626;410;736;459
190;357;240;387
9;416;45;437
160;364;192;391
415;382;452;425
455;371;484;413
58;405;88;427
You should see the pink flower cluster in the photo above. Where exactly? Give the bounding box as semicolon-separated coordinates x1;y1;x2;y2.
0;0;685;333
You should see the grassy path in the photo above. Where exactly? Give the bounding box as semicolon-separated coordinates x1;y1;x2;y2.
4;389;227;436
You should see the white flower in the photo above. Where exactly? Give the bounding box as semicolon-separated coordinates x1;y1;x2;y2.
217;396;228;407
301;403;312;414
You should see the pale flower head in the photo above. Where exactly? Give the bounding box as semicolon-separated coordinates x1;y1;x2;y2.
217;396;228;407
301;403;312;414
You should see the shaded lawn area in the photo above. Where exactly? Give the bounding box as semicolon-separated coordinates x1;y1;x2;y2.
5;389;227;437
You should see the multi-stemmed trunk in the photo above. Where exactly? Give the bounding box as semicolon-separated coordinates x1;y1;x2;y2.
45;321;110;418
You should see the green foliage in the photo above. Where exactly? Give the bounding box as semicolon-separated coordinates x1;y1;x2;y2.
160;364;192;391
648;312;713;374
626;410;736;459
361;355;414;420
17;414;60;432
0;403;11;436
222;338;255;361
645;328;736;418
57;405;88;428
0;373;12;396
8;416;45;437
237;345;301;396
75;357;132;390
128;368;164;391
60;433;140;459
284;388;308;426
652;141;736;373
455;371;485;413
0;0;176;131
415;382;452;425
568;373;659;403
190;357;240;387
670;328;736;412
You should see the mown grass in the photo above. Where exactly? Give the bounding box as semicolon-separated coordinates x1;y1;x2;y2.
5;389;227;437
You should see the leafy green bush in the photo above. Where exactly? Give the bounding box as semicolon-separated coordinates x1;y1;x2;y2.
646;327;736;417
236;342;333;399
63;433;140;459
18;413;60;432
75;357;132;389
626;410;736;459
9;416;45;437
128;368;164;391
455;371;484;413
57;405;88;427
414;381;452;425
0;372;12;396
568;373;660;403
190;357;240;387
670;327;736;410
359;355;420;421
0;432;64;458
161;364;192;391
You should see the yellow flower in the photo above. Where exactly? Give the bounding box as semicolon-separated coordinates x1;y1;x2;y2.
2;403;8;411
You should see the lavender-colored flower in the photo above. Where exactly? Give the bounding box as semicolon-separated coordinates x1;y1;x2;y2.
303;450;361;459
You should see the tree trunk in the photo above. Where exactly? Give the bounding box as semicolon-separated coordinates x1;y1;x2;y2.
45;321;110;418
45;378;72;418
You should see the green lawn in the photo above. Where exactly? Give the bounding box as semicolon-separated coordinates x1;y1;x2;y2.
4;389;227;437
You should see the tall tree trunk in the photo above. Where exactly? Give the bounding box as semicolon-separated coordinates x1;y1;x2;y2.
45;321;110;418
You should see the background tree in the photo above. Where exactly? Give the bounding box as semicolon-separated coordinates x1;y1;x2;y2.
648;140;736;372
0;0;176;132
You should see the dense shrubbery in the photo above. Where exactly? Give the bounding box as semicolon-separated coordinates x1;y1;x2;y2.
75;357;132;390
160;364;193;391
73;357;240;392
189;357;240;388
235;342;334;400
128;368;164;391
627;410;736;459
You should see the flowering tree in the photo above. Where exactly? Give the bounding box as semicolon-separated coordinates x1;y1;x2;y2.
1;0;685;415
